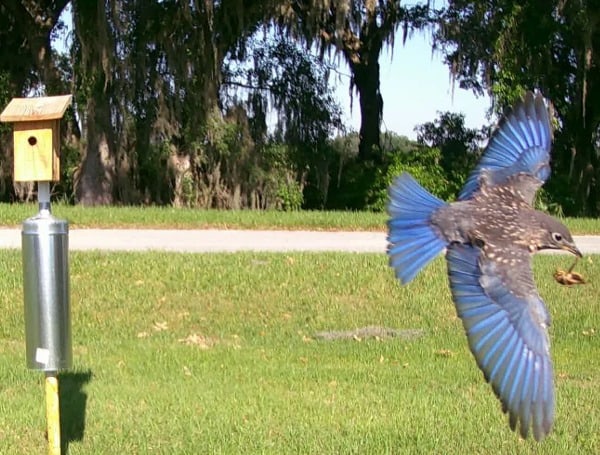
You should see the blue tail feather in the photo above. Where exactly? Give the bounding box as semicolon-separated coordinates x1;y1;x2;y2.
388;230;440;253
387;173;448;284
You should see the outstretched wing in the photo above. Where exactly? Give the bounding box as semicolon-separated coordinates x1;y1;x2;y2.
446;243;554;441
459;92;552;203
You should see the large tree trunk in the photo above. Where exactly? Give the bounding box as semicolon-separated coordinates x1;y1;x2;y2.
349;54;383;164
76;96;116;205
72;0;117;205
570;121;600;215
341;9;385;166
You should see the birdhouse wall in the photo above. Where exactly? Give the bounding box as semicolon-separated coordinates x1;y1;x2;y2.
13;120;60;182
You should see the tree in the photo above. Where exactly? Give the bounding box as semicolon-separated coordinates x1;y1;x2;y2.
226;37;343;207
2;0;431;208
0;1;69;93
435;0;600;215
71;0;279;205
326;130;423;210
415;111;484;195
280;0;431;164
0;0;71;201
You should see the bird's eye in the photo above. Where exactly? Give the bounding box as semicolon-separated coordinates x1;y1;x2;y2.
552;232;563;242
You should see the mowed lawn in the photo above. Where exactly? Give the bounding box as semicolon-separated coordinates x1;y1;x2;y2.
0;250;598;453
0;202;599;233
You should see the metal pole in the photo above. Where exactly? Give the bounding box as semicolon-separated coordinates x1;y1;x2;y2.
45;372;61;455
38;181;50;213
35;182;63;454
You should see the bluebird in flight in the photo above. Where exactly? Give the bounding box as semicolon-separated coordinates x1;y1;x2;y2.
387;91;581;441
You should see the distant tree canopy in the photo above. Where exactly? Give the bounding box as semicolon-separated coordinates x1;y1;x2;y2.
1;1;599;215
415;111;484;196
279;0;431;164
0;0;433;209
435;0;600;215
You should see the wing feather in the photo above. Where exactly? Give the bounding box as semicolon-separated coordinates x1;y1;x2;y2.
459;92;552;201
446;243;554;441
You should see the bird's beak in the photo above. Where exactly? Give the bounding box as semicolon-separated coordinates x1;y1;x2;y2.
563;243;583;257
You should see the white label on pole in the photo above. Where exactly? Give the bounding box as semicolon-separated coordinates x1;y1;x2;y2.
35;348;50;365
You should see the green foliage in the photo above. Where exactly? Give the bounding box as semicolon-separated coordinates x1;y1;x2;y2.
54;142;81;204
534;187;565;218
224;37;341;210
330;131;359;159
225;36;342;148
489;74;527;109
435;0;600;215
324;161;374;210
137;140;172;205
380;131;420;155
329;114;486;213
326;132;422;211
415;111;484;196
0;73;12;126
178;173;196;207
535;170;581;217
276;180;304;211
254;142;305;211
368;147;453;211
0;72;12;122
0;71;16;202
279;0;431;162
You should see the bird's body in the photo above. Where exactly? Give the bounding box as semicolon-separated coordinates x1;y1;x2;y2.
387;92;581;441
433;177;574;259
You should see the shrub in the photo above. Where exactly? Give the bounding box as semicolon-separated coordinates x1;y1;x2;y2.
367;147;453;212
277;180;304;211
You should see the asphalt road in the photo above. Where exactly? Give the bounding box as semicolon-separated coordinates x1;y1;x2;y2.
1;228;600;254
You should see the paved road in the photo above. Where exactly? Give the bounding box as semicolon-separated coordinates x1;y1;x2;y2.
1;228;600;254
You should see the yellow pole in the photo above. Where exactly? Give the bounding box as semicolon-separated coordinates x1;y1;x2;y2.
45;372;61;455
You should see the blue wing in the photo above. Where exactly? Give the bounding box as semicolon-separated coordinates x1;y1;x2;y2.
459;92;552;201
446;243;554;441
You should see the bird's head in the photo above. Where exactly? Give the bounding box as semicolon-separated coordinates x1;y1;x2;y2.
529;212;582;257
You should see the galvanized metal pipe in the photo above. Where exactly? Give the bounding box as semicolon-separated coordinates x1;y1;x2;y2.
22;212;71;371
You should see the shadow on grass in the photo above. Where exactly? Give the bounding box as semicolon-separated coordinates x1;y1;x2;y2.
59;370;92;453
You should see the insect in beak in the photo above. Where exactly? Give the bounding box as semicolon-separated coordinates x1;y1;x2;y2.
554;256;586;285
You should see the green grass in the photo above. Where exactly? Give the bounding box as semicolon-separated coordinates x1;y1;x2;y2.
0;202;599;233
0;203;387;231
559;217;600;235
0;250;598;453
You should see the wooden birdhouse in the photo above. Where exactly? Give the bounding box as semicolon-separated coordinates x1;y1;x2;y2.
0;95;72;182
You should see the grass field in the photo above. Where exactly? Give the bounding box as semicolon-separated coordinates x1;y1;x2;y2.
0;202;599;234
0;203;387;231
0;250;598;453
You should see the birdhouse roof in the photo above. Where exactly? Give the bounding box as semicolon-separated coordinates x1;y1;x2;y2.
0;94;72;122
